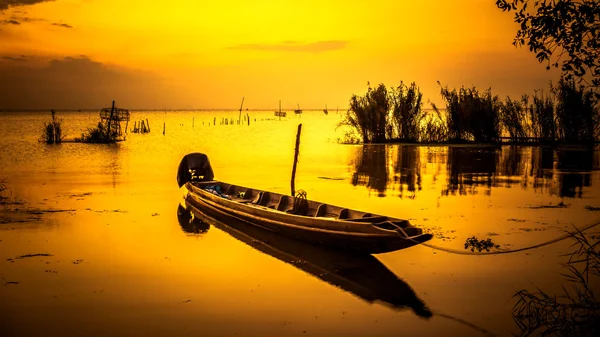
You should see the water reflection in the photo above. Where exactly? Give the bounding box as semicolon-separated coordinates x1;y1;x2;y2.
177;202;432;318
350;145;598;199
177;204;210;234
445;147;496;196
351;146;388;197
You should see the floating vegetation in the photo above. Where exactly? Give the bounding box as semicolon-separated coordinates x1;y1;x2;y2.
42;110;63;144
12;253;53;260
512;230;600;336
464;236;500;252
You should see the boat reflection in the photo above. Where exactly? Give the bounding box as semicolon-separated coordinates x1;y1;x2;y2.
176;203;432;318
177;204;210;234
349;144;597;199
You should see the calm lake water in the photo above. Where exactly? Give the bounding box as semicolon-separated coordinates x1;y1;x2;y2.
1;110;599;336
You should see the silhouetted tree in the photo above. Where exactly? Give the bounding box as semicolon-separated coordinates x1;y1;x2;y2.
496;0;600;94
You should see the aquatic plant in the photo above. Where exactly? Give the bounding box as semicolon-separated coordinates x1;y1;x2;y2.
419;110;448;143
500;96;529;140
388;81;425;142
77;121;118;143
339;83;390;143
528;90;557;141
432;82;501;143
512;230;600;336
464;236;500;252
42;110;63;143
553;78;599;144
0;179;11;204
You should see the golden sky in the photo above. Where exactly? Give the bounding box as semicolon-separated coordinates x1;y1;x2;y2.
0;0;560;110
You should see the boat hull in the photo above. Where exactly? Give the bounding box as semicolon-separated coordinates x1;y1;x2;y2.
184;183;432;254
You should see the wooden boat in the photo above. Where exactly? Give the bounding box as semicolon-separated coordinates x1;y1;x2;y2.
177;153;432;254
294;104;302;114
177;203;432;317
274;100;286;117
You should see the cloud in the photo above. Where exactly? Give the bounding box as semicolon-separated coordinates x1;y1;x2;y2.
51;22;72;28
0;19;20;24
0;1;55;11
2;55;27;61
0;55;199;109
228;40;349;53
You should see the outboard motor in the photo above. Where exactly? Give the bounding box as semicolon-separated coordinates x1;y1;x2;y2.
177;153;215;187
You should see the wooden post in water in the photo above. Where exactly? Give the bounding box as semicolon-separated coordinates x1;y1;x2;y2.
146;118;151;132
291;124;302;196
163;122;165;135
238;97;245;124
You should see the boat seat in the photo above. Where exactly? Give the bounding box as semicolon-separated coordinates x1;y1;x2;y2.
276;195;289;211
313;204;326;217
343;216;388;223
252;192;270;205
338;209;349;219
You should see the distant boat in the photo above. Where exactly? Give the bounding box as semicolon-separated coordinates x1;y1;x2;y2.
274;100;286;118
294;104;302;114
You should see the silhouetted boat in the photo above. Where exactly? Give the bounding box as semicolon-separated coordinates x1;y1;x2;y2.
274;100;286;117
177;153;433;254
177;203;432;317
294;104;302;114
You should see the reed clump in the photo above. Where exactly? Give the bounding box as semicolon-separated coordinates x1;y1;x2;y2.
341;79;598;144
339;81;433;143
42;110;63;143
528;90;557;141
512;230;600;336
388;81;425;142
432;82;501;143
553;78;599;144
339;83;389;143
500;96;529;140
77;122;118;143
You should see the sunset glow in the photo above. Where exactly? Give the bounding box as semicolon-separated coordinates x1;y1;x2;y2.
0;0;560;109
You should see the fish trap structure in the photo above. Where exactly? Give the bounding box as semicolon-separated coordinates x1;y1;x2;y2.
100;101;130;139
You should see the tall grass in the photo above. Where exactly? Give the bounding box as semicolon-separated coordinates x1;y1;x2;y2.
529;90;557;141
512;230;599;336
340;83;389;143
341;79;598;144
388;81;425;142
42;110;63;143
500;96;529;140
432;83;501;143
553;78;599;144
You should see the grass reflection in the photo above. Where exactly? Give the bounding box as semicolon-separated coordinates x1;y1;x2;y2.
350;145;597;199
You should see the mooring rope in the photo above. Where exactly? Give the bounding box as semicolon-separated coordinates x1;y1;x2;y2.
412;218;600;256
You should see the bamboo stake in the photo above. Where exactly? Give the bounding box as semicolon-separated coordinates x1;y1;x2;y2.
291;124;302;196
146;118;151;132
238;97;245;124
